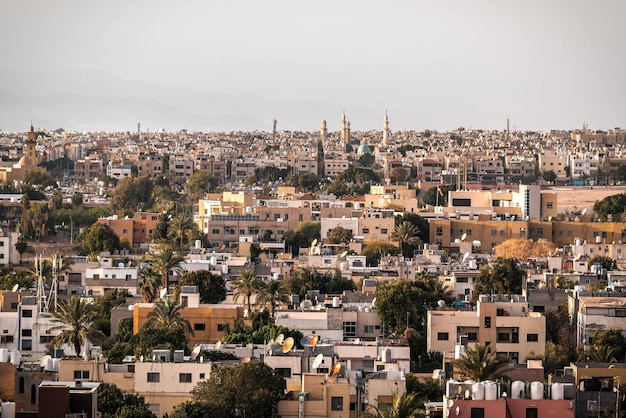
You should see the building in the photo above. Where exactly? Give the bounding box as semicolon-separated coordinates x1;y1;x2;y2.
97;211;160;248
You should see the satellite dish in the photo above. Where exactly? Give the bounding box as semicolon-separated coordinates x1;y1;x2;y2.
309;335;319;347
582;208;587;215
462;252;470;262
159;288;167;298
447;399;454;408
191;345;202;361
340;250;348;258
312;246;321;255
214;341;222;350
300;336;311;347
242;357;251;363
219;244;226;251
311;238;318;247
328;362;342;382
281;337;294;353
312;353;324;369
11;284;19;292
464;389;470;399
274;333;285;345
455;406;460;416
547;215;552;222
260;244;266;251
461;233;467;242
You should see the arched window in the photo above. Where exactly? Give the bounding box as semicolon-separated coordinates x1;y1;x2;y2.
30;384;37;404
18;376;24;393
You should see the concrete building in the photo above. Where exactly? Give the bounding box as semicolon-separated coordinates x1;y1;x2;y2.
97;211;160;248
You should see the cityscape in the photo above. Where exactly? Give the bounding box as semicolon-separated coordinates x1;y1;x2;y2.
2;1;626;418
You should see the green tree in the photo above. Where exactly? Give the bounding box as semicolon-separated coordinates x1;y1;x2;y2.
149;245;184;290
71;191;83;207
187;362;285;418
391;221;422;258
98;382;155;418
21;203;52;239
232;270;262;314
151;213;170;242
50;297;106;357
256;279;289;318
360;390;422;418
472;258;526;300
185;170;219;203
395;213;429;243
421;184;454;206
168;212;196;249
357;153;375;167
593;193;626;221
147;297;193;336
542;170;557;183
453;343;509;381
138;265;162;303
177;270;226;304
588;255;616;271
283;221;321;256
389;167;409;185
593;329;626;361
109;176;154;217
589;344;618;363
362;241;401;267
74;223;121;256
326;226;353;245
15;235;29;265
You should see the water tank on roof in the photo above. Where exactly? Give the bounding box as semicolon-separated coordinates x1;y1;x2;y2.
530;382;544;400
9;350;20;367
511;381;525;399
1;401;16;418
382;348;392;363
195;240;202;249
484;381;497;400
551;383;564;400
332;297;340;307
0;348;8;363
472;382;485;400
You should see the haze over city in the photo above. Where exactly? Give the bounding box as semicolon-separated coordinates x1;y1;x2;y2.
1;0;625;132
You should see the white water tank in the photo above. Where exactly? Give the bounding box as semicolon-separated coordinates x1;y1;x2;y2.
9;350;20;367
195;240;202;249
332;297;340;307
468;259;477;270
382;348;392;363
454;345;466;360
339;262;348;270
0;348;9;362
551;383;564;400
51;358;60;372
484;381;497;400
511;381;525;399
472;382;485;400
1;401;16;418
530;382;544;400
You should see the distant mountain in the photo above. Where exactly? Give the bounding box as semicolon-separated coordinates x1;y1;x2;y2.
0;69;378;132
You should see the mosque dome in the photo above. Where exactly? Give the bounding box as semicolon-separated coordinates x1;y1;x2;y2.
357;143;371;155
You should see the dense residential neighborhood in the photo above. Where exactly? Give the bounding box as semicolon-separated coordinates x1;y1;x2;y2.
1;120;626;417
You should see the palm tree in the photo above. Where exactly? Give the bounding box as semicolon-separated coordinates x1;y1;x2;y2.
232;269;261;314
391;221;422;258
589;344;618;363
150;245;184;291
49;297;105;357
168;213;195;249
453;343;509;381
138;265;162;303
360;390;422;418
147;297;193;335
256;279;289;318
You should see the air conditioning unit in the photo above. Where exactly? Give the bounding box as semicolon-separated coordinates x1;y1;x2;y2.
512;328;518;333
457;327;464;332
587;400;597;412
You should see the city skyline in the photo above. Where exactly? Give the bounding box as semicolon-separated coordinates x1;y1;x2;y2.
1;0;625;132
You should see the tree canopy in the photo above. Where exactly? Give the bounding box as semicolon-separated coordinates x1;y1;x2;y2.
177;270;226;304
74;223;121;257
453;343;509;381
109;176;154;217
494;239;555;261
592;193;626;221
472;258;526;300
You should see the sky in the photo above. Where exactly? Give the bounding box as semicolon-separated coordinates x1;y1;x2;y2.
2;0;626;132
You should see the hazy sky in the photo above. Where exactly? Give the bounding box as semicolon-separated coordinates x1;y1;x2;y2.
2;0;625;131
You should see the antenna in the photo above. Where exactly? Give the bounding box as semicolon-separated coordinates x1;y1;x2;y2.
281;337;294;353
340;250;348;258
328;362;342;382
312;353;324;369
460;233;467;242
214;341;222;350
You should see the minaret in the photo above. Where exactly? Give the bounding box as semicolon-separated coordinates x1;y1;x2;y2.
26;123;37;165
320;120;328;141
382;110;390;148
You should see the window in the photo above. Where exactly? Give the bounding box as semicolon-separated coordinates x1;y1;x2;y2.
364;325;374;333
274;368;292;378
331;396;344;411
343;322;356;338
22;340;32;351
527;333;539;342
470;407;485;418
0;336;14;343
526;407;538;418
616;309;626;317
22;329;32;337
179;373;192;383
40;335;54;344
199;373;206;379
484;316;491;328
147;372;160;383
22;309;32;318
74;370;90;380
437;332;449;341
546;202;553;209
194;323;206;331
19;377;24;393
362;228;369;234
497;333;510;342
456;277;468;283
467;332;478;341
436;226;443;236
217;324;227;332
212;229;220;234
381;228;388;234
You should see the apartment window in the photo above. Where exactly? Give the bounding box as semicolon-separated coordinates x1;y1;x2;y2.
331;397;343;411
546;202;553;209
497;333;510;342
364;325;374;333
212;229;220;234
194;323;206;331
527;333;539;342
526;407;538;418
0;336;14;343
147;372;160;383
484;317;491;328
343;322;356;338
491;229;497;236
217;324;227;332
19;377;24;394
40;335;54;344
436;226;443;236
74;370;90;380
125;274;132;281
22;340;32;351
199;373;206;379
274;368;292;378
616;309;626;317
381;228;388;234
179;373;192;383
22;329;32;337
467;332;478;341
470;408;485;418
362;228;369;234
437;332;449;341
22;309;32;318
456;277;468;283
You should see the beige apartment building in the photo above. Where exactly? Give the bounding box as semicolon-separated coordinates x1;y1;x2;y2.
427;294;546;366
